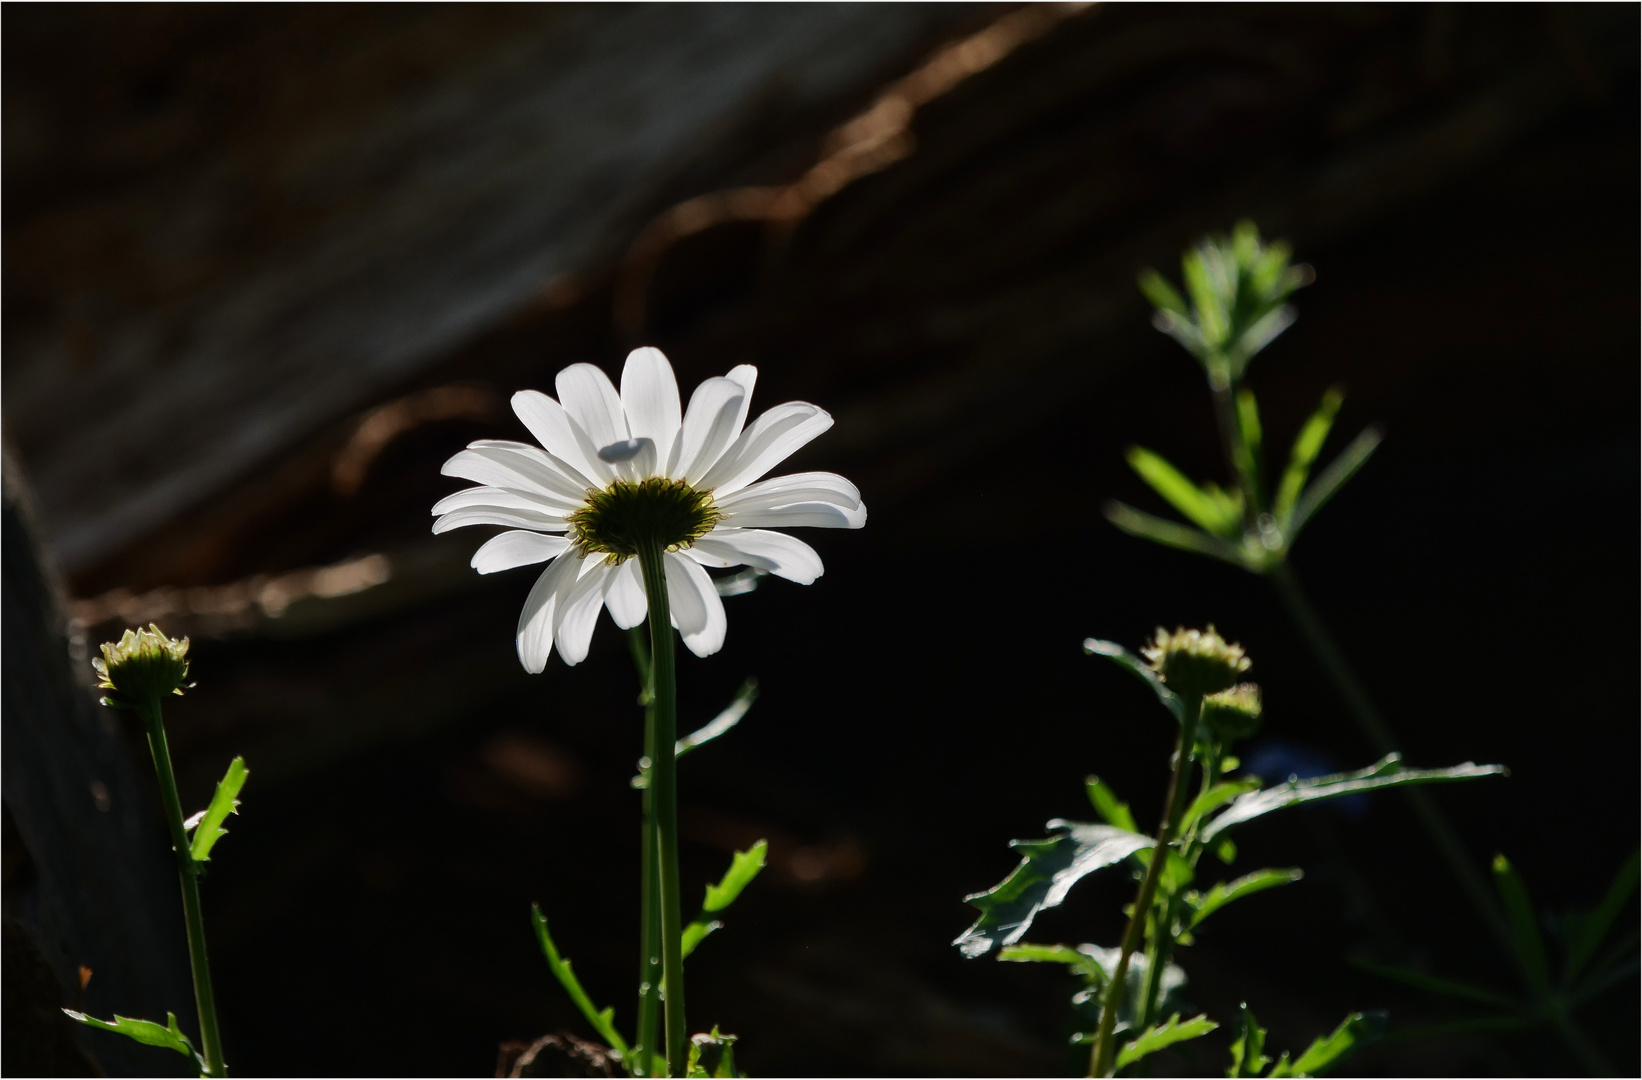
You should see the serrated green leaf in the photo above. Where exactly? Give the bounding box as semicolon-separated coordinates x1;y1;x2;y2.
1081;638;1183;723
676;680;758;759
1138;269;1190;317
188;756;248;863
1492;854;1549;990
1201;755;1505;841
685;1025;738;1078
1125;447;1241;537
1117;1013;1218;1070
1273;389;1343;529
1277;1011;1386;1077
703;841;766;913
1228;1003;1268;1077
530;904;630;1058
1288;426;1381;541
999;942;1106;982
1105;501;1248;568
1566;849;1639;984
954;822;1154;958
1189;868;1303;928
1183;778;1262;832
1085;776;1138;833
62;1010;202;1068
682;919;723;959
1349;956;1514;1009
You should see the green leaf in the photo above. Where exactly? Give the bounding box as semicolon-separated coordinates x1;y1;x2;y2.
1492;854;1549;990
1288;426;1382;541
676;680;758;759
1272;388;1343;530
1188;868;1303;929
1212;835;1237;864
1348;956;1515;1009
530;904;630;1058
1277;1012;1386;1077
1081;638;1184;723
1125;446;1241;537
1227;1003;1268;1077
1104;501;1247;568
1235;388;1265;502
187;756;248;863
1138;269;1190;317
999;942;1106;982
62;1010;202;1069
1085;776;1138;833
685;1025;738;1078
1183;248;1228;349
1183;778;1262;831
1201;755;1505;841
683;841;768;960
1117;1013;1218;1070
954;821;1154;958
1565;849;1639;984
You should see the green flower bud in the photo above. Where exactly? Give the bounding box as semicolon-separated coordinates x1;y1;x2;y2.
93;624;192;709
1201;683;1263;741
1141;625;1250;697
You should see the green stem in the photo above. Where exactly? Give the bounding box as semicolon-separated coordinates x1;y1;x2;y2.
629;628;662;1078
1268;562;1510;949
139;698;226;1078
1090;695;1201;1077
634;540;686;1076
1210;380;1260;534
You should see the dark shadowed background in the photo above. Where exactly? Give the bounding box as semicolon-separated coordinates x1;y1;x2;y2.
4;4;1637;1077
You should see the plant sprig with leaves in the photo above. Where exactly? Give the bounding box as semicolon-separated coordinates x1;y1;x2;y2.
955;626;1504;1077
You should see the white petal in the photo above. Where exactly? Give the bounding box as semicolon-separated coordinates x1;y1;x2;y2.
695;403;833;495
432;486;562;516
719;502;866;529
511;392;604;485
515;553;584;674
715;471;861;513
471;531;571;574
443;443;588;506
670;377;746;482
598;437;657;479
722;364;758;443
556;363;630;459
554;559;612;667
693;528;824;585
603;558;648;629
621;348;682;469
664;551;727;657
433;506;570;534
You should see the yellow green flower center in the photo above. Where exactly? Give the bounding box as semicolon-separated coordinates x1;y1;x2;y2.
567;477;720;562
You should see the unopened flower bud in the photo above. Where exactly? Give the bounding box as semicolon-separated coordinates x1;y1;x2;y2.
93;624;192;709
1201;683;1262;741
1141;625;1250;697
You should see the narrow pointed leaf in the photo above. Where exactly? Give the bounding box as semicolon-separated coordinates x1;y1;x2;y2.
1188;868;1303;928
676;680;758;758
1349;956;1515;1009
1125;446;1240;536
1235;388;1265;504
1085;776;1138;833
530;904;630;1057
1105;501;1247;567
683;841;767;960
188;756;248;863
1492;854;1549;990
1201;755;1505;841
1081;638;1183;723
1281;1011;1386;1077
954;821;1153;958
1182;778;1261;831
999;942;1106;981
1228;1003;1268;1078
1566;849;1639;983
681;919;723;959
1138;269;1190;317
62;1010;202;1068
1289;426;1382;540
1116;1013;1217;1070
1273;389;1343;528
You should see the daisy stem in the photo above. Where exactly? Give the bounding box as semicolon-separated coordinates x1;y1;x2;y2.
1089;693;1201;1078
138;695;226;1077
628;628;662;1077
635;538;687;1076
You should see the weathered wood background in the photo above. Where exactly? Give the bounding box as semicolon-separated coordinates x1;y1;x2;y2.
4;4;1636;1076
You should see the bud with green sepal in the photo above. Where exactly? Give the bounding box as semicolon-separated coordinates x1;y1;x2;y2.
1141;625;1249;699
92;623;193;710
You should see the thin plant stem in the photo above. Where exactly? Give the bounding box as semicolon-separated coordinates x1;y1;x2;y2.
138;697;226;1078
628;628;662;1077
1210;382;1260;533
635;540;687;1076
1090;694;1202;1077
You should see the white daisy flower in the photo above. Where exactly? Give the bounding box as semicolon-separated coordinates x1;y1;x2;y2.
433;347;866;672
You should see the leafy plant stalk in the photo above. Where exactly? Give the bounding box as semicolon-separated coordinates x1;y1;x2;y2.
628;628;663;1077
635;538;687;1076
138;695;226;1078
1091;693;1201;1077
